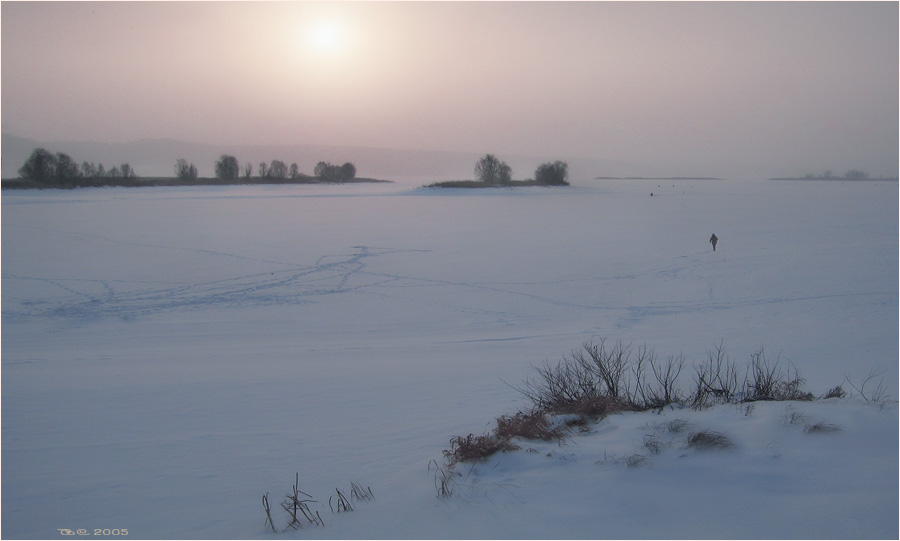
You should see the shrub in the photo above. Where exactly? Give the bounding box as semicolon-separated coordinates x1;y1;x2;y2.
442;338;828;490
744;348;783;400
636;352;685;408
514;357;599;413
516;339;819;414
691;341;741;408
577;339;632;400
514;340;645;413
742;348;815;402
844;369;889;402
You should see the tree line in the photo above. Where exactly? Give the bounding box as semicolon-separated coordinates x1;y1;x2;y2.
187;155;357;182
17;148;136;186
17;147;569;187
16;148;358;185
802;169;870;180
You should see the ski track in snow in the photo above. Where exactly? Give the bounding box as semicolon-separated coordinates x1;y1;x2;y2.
2;245;417;320
3;239;890;328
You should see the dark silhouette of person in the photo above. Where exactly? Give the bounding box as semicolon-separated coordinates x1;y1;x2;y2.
709;233;718;251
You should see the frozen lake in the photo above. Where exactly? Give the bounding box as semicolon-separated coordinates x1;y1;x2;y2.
2;178;897;538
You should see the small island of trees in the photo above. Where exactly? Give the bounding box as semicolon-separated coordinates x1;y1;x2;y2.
426;154;570;188
5;148;386;189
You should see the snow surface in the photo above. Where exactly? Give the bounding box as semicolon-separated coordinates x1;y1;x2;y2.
2;178;897;539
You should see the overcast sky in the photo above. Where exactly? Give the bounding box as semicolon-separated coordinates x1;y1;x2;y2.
2;1;897;176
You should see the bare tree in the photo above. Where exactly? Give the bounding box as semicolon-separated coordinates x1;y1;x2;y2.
18;148;57;182
268;160;288;179
290;162;300;179
475;154;511;184
691;341;740;408
258;161;268;178
215;155;240;180
120;163;136;179
54;152;81;184
81;161;97;178
175;158;198;180
314;161;330;179
242;162;253;179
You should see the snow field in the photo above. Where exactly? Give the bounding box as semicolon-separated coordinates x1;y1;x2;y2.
2;178;897;538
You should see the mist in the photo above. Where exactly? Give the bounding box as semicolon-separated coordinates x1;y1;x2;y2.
2;2;897;178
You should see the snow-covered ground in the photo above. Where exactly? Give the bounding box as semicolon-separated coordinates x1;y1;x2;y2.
2;178;897;539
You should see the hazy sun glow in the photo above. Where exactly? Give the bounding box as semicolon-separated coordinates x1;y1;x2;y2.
306;21;342;53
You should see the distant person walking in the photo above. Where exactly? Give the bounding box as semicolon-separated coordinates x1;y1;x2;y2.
709;233;718;251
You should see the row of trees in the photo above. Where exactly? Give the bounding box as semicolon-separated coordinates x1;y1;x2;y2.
802;169;870;180
18;148;136;184
206;155;357;182
313;161;356;182
20;148;568;186
15;148;358;184
474;154;569;185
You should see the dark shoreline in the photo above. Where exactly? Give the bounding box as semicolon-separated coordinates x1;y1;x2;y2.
0;176;392;190
769;177;898;181
424;180;569;188
594;176;722;180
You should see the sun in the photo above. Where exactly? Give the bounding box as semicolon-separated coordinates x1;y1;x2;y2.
306;21;342;53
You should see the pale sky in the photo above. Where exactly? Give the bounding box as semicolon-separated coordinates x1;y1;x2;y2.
2;1;898;176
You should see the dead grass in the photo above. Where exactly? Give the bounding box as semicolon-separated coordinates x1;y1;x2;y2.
663;419;690;433
624;453;647;467
822;385;847;399
643;434;664;455
803;422;842;434
686;430;734;450
428;459;458;498
443;433;519;467
494;412;567;442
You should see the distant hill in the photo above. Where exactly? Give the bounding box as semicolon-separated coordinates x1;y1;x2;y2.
2;133;637;184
